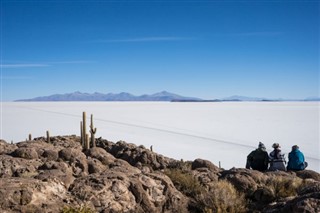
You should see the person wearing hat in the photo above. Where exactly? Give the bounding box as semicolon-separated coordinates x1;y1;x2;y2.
246;142;269;171
268;143;286;171
287;145;308;171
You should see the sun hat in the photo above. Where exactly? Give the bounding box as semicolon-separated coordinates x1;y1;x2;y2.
272;143;280;148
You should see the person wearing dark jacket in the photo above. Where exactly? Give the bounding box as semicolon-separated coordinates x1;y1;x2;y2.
287;145;308;171
246;142;269;171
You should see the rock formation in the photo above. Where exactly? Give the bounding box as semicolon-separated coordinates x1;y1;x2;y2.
0;136;319;213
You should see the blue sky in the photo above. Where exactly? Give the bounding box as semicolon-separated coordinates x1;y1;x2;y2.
1;0;319;101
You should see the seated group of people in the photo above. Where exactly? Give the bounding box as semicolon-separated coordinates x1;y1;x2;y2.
246;142;308;172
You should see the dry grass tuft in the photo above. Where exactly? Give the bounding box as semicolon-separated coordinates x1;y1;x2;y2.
165;168;247;213
165;168;203;196
265;176;304;199
198;180;247;213
61;206;94;213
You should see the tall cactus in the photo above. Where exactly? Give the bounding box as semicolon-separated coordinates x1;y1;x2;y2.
82;112;87;149
90;114;97;147
46;130;50;143
80;121;84;147
28;134;32;141
86;133;90;150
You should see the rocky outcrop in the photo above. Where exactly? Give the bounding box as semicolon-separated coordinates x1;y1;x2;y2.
0;136;189;213
96;139;175;170
0;136;319;213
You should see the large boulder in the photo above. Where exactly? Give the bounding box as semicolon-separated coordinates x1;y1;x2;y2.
263;192;320;213
36;169;75;188
253;187;276;204
58;147;88;176
298;180;320;195
70;169;189;213
191;158;220;173
87;157;108;174
220;168;265;196
36;161;75;188
0;155;42;178
86;147;115;165
295;170;320;182
0;140;17;154
11;147;39;159
97;140;175;170
41;149;59;161
0;177;74;213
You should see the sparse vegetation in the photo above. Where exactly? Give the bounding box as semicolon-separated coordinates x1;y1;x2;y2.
168;159;192;171
61;206;94;213
265;176;304;199
197;180;247;213
165;168;247;212
165;168;203;196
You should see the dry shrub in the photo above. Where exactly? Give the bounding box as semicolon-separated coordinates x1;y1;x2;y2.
197;180;247;213
165;168;203;196
165;169;247;212
61;206;94;213
266;176;303;199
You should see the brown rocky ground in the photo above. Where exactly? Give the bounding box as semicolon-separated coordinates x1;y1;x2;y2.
0;136;319;213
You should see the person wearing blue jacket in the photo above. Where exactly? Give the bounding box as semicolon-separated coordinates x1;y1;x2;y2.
287;145;308;171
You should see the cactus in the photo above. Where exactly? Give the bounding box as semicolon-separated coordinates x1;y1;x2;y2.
80;112;98;149
80;121;84;147
28;134;32;141
86;133;90;150
46;131;50;143
82;112;87;149
90;114;97;147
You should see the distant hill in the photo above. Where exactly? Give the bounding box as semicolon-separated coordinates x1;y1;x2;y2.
304;96;320;101
15;91;202;102
222;95;266;101
15;92;320;102
221;95;320;102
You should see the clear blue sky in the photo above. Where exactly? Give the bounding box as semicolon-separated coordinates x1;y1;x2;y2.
1;0;319;101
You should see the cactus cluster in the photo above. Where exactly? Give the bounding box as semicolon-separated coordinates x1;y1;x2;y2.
25;112;97;149
27;131;50;143
80;112;97;150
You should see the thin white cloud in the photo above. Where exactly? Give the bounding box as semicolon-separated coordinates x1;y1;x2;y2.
210;31;283;38
1;60;95;68
94;36;195;43
1;64;49;68
232;32;283;36
51;60;95;64
0;76;33;80
93;33;280;43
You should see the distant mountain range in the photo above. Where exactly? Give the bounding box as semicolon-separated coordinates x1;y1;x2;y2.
222;95;320;102
15;91;202;102
15;91;320;102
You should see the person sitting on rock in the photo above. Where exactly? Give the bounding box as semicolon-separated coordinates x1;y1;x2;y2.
287;145;308;171
246;142;269;171
268;143;286;171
